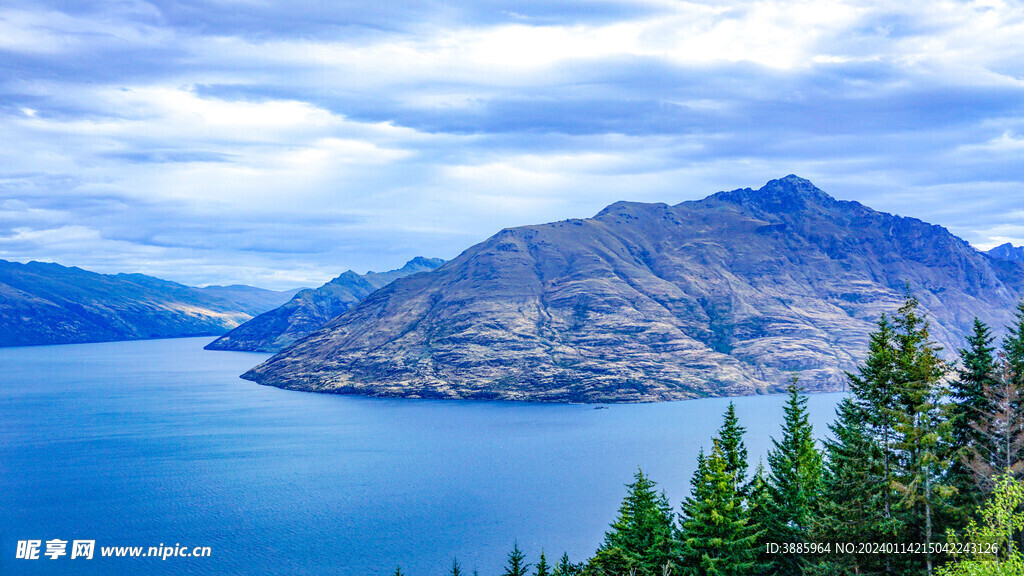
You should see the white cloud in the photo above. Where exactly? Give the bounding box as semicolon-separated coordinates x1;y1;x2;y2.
2;0;1024;287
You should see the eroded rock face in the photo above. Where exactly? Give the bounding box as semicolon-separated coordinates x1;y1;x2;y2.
205;257;444;352
243;176;1024;403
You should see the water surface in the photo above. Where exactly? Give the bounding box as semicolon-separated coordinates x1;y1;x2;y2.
0;337;844;575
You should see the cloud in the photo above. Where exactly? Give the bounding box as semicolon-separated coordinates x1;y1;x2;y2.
0;0;1023;289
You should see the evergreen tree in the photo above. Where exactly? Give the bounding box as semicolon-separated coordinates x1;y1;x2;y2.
503;543;531;576
808;398;888;575
746;461;776;574
949;319;1000;521
535;551;550;576
589;469;677;576
450;558;463;576
393;566;405;576
764;379;824;575
1005;302;1024;402
1001;301;1024;552
717;403;749;494
817;293;953;574
888;295;953;575
846;312;899;545
553;553;581;576
983;353;1024;480
1004;302;1024;470
948;316;1024;507
679;440;760;576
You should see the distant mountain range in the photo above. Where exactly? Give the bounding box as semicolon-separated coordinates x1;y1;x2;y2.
205;257;445;352
243;176;1024;403
989;242;1024;263
0;259;298;347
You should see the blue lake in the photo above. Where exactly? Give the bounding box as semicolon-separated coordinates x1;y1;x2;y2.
0;337;844;575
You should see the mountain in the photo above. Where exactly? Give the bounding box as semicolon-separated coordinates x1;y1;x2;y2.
988;242;1024;263
0;259;299;347
205;257;445;352
243;176;1024;403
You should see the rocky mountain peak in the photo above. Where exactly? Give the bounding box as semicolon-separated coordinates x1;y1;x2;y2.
988;242;1024;263
710;174;841;213
329;270;364;284
400;256;447;272
205;257;444;353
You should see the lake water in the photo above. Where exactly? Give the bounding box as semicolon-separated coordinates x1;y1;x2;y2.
0;337;844;575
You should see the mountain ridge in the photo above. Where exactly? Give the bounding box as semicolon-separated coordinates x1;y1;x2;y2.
0;259;299;347
242;176;1024;403
204;257;445;352
989;242;1024;263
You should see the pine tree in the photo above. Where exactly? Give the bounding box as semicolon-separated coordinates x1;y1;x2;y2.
982;353;1024;481
1001;301;1024;552
888;294;953;575
821;293;953;575
808;398;888;575
589;469;677;576
449;557;463;576
1004;302;1024;468
746;462;776;574
764;379;824;575
717;403;749;494
553;553;580;576
846;312;899;543
393;566;405;576
948;315;1024;518
535;551;550;576
503;543;531;576
679;440;760;576
949;318;1000;522
1005;302;1024;401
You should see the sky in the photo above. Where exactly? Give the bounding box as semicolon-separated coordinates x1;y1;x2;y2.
1;0;1023;290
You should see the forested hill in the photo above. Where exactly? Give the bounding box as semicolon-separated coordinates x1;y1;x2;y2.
244;176;1024;403
0;259;298;347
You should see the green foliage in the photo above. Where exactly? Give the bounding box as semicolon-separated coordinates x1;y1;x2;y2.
938;475;1024;576
949;319;1001;523
553;553;581;576
889;295;953;573
746;462;776;573
535;552;550;576
824;293;954;574
717;403;749;494
585;545;633;576
1004;302;1024;396
763;379;824;575
503;543;531;576
393;566;405;576
809;398;889;575
679;440;760;576
450;557;464;576
589;469;677;576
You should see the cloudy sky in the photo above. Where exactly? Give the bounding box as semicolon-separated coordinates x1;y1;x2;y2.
1;0;1023;289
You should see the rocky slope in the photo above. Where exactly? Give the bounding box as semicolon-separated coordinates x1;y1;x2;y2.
0;259;298;347
989;243;1024;263
205;257;444;352
243;176;1024;402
